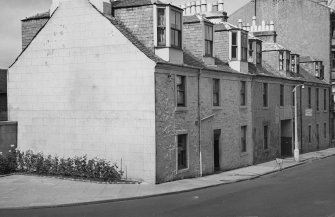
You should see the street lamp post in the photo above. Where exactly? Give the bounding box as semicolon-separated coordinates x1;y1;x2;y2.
293;84;304;162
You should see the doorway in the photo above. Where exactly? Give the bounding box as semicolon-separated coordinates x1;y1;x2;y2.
213;129;221;171
281;120;293;157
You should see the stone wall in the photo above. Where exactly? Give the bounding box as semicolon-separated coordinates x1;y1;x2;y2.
183;21;204;60
155;65;200;183
214;30;229;63
114;5;155;51
9;0;156;183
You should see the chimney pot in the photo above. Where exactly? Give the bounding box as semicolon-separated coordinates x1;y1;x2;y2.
186;2;191;15
218;0;224;11
196;0;201;13
191;1;196;14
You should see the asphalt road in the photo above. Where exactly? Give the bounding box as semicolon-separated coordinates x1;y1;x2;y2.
1;156;335;217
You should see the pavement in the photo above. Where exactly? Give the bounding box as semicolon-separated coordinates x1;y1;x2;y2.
0;148;334;209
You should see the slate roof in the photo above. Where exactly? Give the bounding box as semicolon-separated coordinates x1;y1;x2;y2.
112;0;166;8
262;42;288;51
300;56;322;62
183;15;201;24
22;11;50;21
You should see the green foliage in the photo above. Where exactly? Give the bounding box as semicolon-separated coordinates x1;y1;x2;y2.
2;150;123;182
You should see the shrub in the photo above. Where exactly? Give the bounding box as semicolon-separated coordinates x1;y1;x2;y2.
0;151;17;175
9;150;124;182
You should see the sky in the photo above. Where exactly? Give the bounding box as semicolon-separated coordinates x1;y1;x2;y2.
0;0;249;69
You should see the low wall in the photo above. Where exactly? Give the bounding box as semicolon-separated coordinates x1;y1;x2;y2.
0;122;17;154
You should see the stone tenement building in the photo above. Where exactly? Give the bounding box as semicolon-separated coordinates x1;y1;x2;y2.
7;0;331;183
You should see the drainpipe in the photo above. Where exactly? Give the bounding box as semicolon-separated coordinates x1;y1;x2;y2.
198;68;202;177
300;85;303;153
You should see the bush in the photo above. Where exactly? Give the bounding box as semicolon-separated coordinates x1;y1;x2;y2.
0;151;17;175
5;150;124;182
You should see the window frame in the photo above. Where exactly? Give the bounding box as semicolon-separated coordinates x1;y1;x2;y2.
256;42;262;64
280;84;284;107
177;134;188;171
205;24;213;57
263;125;269;150
212;78;220;107
241;32;248;62
170;9;182;49
324;89;327;111
324;122;327;139
308;87;312;109
332;51;335;70
241;126;247;153
279;51;284;71
316;88;319;111
263;83;268;108
157;7;166;47
315;62;320;77
231;31;238;60
286;51;290;71
176;75;186;107
240;81;246;106
248;41;253;61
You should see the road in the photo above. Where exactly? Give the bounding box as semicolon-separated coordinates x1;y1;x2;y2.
1;156;335;217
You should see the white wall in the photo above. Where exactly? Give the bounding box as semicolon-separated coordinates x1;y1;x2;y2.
8;0;156;183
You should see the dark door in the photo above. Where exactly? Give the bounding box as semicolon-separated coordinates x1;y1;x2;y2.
214;130;221;171
281;137;292;157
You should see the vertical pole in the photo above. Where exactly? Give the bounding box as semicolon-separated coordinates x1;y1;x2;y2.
294;86;300;162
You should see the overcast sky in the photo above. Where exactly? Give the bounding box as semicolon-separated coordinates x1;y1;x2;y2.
0;0;249;69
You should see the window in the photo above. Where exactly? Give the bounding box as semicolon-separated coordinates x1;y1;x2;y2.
231;32;238;59
286;52;290;71
332;51;335;69
291;55;296;72
176;75;186;107
256;42;262;64
332;118;335;140
177;134;188;170
241;126;247;152
205;25;213;57
315;62;320;77
324;89;327;111
241;81;246;106
308;125;312;143
241;33;248;61
263;83;268;107
170;10;182;49
280;85;284;106
316;88;319;111
213;79;220;107
279;51;284;70
320;65;324;80
264;125;269;149
157;8;166;46
249;42;253;60
324;122;327;139
308;87;312;109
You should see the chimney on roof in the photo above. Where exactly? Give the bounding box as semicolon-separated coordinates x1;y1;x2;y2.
51;0;110;15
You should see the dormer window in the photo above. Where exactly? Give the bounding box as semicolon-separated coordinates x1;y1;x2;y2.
286;51;290;71
256;42;262;64
170;9;182;49
241;33;248;61
157;8;166;46
291;54;300;73
231;32;238;59
315;62;320;77
205;24;213;57
279;51;284;70
248;42;253;62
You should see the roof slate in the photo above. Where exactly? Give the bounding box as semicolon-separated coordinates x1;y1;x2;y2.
22;11;50;21
183;15;201;23
112;0;165;8
262;42;288;51
300;56;322;62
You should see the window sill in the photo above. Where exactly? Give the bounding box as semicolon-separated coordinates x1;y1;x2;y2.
175;107;189;112
324;110;328;113
212;106;222;110
240;105;248;109
263;107;269;110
